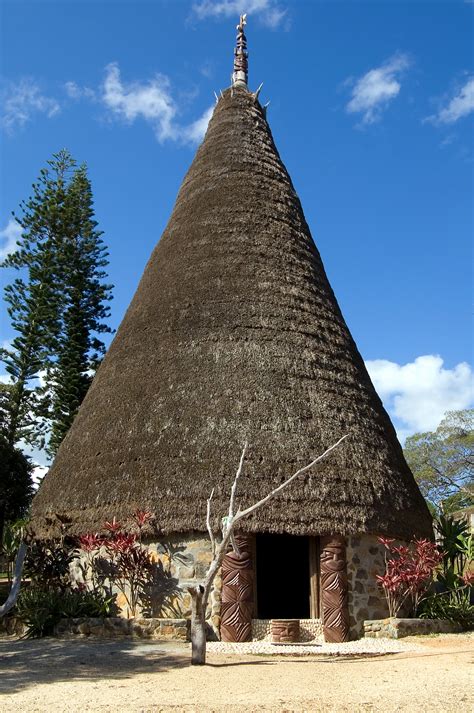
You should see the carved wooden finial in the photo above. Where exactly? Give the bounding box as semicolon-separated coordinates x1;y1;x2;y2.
232;14;248;89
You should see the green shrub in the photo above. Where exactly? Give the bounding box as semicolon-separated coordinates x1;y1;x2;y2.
16;587;116;638
24;539;78;591
418;590;474;630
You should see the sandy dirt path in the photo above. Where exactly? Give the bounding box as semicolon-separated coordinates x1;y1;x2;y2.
0;634;472;712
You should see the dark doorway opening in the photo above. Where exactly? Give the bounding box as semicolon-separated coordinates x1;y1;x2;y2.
256;533;310;619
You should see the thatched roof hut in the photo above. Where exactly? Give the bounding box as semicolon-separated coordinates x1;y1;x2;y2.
31;26;431;546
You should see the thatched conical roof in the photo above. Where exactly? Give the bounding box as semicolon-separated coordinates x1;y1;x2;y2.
31;86;432;541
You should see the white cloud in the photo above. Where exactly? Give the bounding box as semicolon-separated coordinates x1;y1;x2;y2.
366;355;474;441
64;81;96;101
192;0;287;29
32;465;49;488
181;105;214;144
429;77;474;125
103;63;177;141
0;218;22;259
18;441;50;487
1;78;60;133
101;63;212;145
346;54;410;125
200;61;214;79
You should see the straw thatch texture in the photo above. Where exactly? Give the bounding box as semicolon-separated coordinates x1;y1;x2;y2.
31;88;432;540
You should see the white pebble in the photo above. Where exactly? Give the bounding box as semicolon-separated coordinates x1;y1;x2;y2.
206;637;425;656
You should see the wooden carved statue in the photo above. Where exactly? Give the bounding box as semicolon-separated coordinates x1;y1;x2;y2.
232;14;248;88
220;534;254;642
320;535;350;643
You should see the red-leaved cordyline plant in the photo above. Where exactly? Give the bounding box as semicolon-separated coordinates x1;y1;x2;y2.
77;533;104;592
78;533;104;552
377;537;443;617
131;509;154;544
77;511;155;617
104;517;122;533
461;571;474;587
102;531;154;617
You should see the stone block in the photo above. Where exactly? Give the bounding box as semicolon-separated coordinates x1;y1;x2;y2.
363;617;463;639
160;624;175;636
367;596;382;607
195;562;209;578
178;565;195;579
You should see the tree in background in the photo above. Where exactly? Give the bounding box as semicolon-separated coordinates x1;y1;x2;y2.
46;163;113;455
404;409;474;513
0;162;63;448
1;148;112;483
0;436;34;546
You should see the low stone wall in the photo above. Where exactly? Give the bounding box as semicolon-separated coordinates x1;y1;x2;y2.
0;615;25;637
54;617;192;641
364;617;463;638
54;617;323;643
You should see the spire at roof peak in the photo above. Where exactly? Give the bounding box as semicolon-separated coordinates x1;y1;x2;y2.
232;14;248;89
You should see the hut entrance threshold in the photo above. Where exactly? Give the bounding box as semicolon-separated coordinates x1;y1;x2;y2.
255;534;319;620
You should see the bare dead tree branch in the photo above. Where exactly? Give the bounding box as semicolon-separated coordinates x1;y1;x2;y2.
188;434;349;665
229;441;247;520
206;488;216;557
234;434;349;524
0;541;27;618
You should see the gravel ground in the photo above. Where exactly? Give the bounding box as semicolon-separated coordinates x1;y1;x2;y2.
0;633;472;712
206;637;425;656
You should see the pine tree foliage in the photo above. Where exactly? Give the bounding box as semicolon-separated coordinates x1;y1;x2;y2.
47;164;113;454
1;149;113;456
1;152;68;447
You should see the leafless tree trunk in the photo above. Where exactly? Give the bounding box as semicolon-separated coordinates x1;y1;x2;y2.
188;435;348;664
0;541;27;618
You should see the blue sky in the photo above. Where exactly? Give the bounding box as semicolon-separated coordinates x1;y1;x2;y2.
1;0;473;467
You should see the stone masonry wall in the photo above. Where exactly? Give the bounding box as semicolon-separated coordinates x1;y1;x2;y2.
148;533;222;632
71;533;221;635
346;534;391;638
71;532;408;641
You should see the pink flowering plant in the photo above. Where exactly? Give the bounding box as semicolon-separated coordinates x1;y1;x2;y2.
377;536;443;618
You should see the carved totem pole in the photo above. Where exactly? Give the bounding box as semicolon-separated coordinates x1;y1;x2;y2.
320;535;350;642
220;534;254;642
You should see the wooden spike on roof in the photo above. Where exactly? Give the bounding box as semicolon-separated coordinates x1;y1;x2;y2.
232;14;248;89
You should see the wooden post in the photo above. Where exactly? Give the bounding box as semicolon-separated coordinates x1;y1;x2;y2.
320;535;350;642
309;536;320;618
220;534;254;642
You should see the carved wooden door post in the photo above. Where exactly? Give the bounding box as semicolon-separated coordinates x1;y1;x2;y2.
220;535;254;642
320;535;350;642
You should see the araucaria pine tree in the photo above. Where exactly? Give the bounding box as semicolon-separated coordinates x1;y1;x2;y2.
1;154;66;448
1;149;113;458
47;164;113;454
